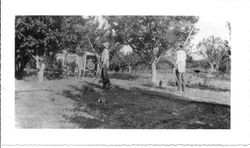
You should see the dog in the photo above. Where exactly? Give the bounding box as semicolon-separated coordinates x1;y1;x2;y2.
98;78;111;89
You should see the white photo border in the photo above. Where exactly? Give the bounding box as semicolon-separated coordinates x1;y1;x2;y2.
1;0;250;147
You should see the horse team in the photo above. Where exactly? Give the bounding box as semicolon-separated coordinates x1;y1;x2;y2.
55;51;85;78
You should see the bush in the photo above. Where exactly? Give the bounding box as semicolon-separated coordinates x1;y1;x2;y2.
217;56;231;76
109;73;139;80
134;64;150;72
157;62;173;70
187;59;210;70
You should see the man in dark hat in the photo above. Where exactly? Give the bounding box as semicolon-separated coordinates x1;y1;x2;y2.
99;42;111;89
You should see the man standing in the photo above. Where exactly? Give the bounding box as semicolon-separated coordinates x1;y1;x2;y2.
175;44;187;92
100;42;111;89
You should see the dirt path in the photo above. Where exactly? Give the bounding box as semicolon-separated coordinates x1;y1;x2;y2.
15;79;81;128
15;78;230;129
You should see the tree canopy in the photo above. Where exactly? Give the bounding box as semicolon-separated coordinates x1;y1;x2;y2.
104;16;199;82
15;15;199;82
104;16;199;64
15;16;110;78
197;35;230;73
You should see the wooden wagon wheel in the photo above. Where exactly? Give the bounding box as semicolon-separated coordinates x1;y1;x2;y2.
87;61;95;71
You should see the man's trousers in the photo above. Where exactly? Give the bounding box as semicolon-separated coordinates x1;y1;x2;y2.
175;69;186;91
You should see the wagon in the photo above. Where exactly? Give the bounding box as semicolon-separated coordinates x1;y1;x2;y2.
77;51;100;78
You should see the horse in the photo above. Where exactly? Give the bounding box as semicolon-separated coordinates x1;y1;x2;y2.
55;51;80;77
64;53;79;77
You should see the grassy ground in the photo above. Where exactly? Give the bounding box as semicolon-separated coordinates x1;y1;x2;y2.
15;71;230;129
109;71;230;105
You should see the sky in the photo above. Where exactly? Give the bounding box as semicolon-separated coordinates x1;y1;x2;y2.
190;16;231;59
192;15;231;45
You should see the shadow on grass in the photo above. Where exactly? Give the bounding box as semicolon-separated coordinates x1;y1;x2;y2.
58;82;230;129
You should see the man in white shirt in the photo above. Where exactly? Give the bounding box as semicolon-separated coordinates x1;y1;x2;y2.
174;44;187;92
100;42;111;89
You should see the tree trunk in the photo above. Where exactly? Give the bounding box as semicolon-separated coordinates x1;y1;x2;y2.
15;57;27;79
16;63;25;79
210;63;214;73
38;62;45;83
151;61;157;84
128;64;132;73
36;55;40;69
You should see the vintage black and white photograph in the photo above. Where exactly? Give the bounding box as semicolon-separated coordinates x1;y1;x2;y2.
15;15;231;129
